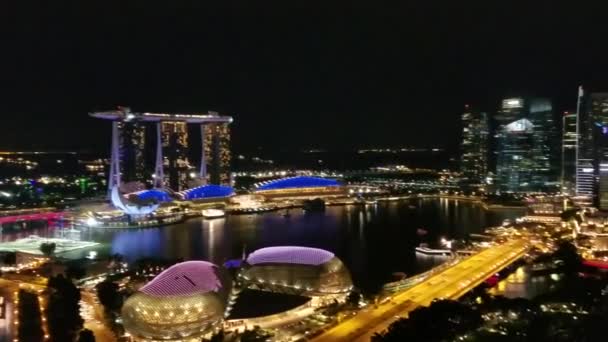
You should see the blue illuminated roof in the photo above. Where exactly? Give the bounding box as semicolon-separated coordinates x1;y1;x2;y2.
134;189;173;203
255;176;340;191
180;184;234;200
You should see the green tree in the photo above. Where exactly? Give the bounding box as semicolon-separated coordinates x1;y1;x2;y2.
66;263;87;279
95;280;123;313
47;275;84;342
17;290;44;342
2;252;16;265
39;242;56;256
77;329;96;342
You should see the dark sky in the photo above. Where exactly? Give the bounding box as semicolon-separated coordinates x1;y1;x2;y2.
1;1;608;154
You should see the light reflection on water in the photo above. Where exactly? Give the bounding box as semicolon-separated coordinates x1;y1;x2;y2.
1;199;524;293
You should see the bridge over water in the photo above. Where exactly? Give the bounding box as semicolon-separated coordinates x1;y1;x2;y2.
310;239;530;342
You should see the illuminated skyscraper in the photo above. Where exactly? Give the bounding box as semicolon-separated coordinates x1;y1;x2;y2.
495;98;533;192
203;122;231;185
460;105;489;182
91;108;232;195
118;120;146;183
561;111;577;194
161;121;191;191
529;98;559;189
494;97;558;192
584;92;608;209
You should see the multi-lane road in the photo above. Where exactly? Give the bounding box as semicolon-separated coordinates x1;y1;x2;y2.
311;239;530;342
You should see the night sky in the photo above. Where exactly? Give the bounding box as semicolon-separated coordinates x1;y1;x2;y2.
2;2;608;154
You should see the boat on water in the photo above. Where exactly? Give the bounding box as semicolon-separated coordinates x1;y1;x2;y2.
282;210;291;218
202;209;225;219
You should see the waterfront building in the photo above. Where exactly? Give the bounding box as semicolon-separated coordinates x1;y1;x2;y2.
494;97;558;192
122;261;230;341
562;111;577;194
90;108;233;194
203;122;231;185
239;246;353;306
161;121;191;190
119;120;146;183
252;176;346;198
460;105;489;182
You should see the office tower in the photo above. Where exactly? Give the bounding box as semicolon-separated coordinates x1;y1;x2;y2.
161;121;192;190
576;87;595;200
561;111;577;194
118;120;146;183
495;98;534;192
203;123;231;185
495;116;536;192
587;93;608;209
460;105;489;182
529;98;559;189
495;97;559;192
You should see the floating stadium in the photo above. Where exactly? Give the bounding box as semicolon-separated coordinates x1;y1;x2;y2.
121;261;231;341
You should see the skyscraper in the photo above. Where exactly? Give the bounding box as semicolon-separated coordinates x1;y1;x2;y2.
203;123;231;185
460;105;489;183
118;120;146;183
586;93;608;209
161;121;192;190
529;98;559;189
575;87;595;200
494;97;558;192
561;111;577;194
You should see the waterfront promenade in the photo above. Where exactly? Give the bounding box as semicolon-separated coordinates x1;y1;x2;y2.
310;239;530;342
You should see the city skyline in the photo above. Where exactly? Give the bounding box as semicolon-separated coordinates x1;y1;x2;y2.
2;3;608;153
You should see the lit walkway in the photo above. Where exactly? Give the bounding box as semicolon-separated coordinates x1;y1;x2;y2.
310;239;530;342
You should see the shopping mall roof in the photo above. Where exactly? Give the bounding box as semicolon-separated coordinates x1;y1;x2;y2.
254;176;340;191
133;189;173;203
179;184;234;200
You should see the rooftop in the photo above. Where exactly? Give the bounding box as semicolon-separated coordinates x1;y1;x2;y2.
247;246;335;266
254;176;340;191
140;261;223;296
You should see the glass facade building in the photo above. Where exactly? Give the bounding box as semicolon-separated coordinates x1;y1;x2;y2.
460;105;489;183
494;98;558;192
118;120;146;183
161;121;192;190
561;111;577;194
203;123;231;185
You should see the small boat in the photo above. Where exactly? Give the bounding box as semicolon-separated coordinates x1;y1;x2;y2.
202;209;225;219
282;210;291;218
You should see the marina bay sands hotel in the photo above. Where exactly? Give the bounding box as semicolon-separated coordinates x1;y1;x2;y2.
91;107;232;192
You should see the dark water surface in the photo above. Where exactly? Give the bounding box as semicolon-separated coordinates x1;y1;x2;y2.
3;199;524;293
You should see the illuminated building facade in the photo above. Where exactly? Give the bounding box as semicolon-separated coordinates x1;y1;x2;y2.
90;108;233;195
239;246;353;306
203;123;231;185
588;93;608;209
119;120;146;183
161;121;191;190
122;261;229;341
460;105;489;182
529;98;559;188
495;98;558;192
562;111;577;194
253;176;346;198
